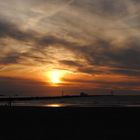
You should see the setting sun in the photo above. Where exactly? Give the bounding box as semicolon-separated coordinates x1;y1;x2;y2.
50;70;61;84
46;70;66;85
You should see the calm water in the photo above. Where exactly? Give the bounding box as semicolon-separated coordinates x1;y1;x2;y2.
1;96;140;107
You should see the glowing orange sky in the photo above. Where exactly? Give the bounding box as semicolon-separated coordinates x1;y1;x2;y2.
0;0;140;96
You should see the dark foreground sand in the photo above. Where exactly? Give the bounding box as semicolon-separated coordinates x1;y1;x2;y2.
0;106;140;139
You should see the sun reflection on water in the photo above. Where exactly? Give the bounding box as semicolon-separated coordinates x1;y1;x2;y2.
45;103;65;107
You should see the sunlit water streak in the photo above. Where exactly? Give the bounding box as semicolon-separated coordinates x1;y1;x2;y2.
44;104;66;107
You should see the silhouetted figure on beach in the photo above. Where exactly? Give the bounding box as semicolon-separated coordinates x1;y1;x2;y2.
7;97;12;107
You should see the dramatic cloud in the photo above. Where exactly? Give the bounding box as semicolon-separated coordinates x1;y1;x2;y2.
0;52;21;65
0;19;35;41
0;0;140;95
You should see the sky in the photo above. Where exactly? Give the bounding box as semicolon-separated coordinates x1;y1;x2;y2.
0;0;140;96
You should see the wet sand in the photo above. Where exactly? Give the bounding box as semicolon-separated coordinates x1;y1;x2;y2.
0;106;139;139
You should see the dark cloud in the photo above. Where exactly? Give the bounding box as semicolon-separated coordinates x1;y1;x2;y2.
0;52;21;65
79;45;140;71
110;69;140;76
37;35;75;48
0;50;52;66
63;37;140;76
77;67;104;75
72;0;129;18
95;0;128;17
59;60;101;74
0;19;34;41
132;0;140;3
63;77;140;89
107;48;140;69
59;60;83;67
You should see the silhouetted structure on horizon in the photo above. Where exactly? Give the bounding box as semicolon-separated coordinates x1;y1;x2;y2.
80;92;88;97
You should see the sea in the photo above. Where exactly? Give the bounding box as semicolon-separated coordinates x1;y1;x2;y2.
1;96;140;107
